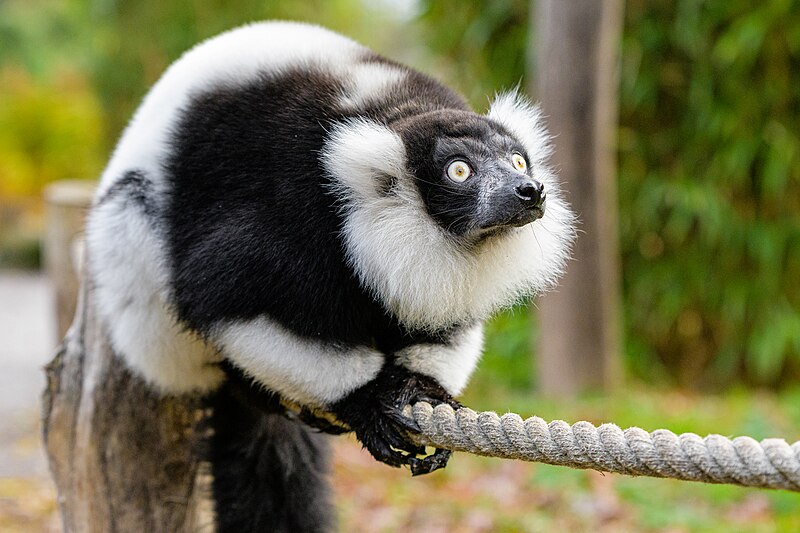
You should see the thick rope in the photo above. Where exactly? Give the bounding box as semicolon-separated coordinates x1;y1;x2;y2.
406;402;800;491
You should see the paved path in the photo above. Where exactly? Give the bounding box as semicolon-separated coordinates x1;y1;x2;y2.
0;271;57;477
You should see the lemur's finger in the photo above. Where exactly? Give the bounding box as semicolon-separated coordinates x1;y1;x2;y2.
387;435;424;456
385;407;422;433
362;435;411;468
384;429;426;457
413;394;462;413
409;448;452;476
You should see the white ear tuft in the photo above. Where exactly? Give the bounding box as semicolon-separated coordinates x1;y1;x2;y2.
487;90;552;164
321;119;406;200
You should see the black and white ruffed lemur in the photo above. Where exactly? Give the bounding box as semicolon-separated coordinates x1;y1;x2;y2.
85;21;576;532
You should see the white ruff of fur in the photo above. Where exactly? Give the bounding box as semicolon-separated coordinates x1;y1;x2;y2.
324;98;576;331
395;324;485;395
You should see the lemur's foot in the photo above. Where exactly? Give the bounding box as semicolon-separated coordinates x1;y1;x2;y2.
331;364;458;475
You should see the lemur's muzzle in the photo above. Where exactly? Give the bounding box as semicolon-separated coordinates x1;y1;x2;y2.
479;177;546;231
514;179;546;210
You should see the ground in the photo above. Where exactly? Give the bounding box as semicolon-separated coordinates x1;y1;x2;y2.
0;272;59;532
1;272;799;532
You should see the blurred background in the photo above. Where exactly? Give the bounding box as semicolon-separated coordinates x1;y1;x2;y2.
1;0;799;531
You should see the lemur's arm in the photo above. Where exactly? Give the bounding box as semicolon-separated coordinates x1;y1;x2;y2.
215;319;484;474
214;316;385;408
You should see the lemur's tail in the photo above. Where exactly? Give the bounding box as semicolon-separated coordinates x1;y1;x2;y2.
207;367;334;532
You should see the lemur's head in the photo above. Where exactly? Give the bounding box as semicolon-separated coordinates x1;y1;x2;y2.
323;92;576;330
394;108;546;243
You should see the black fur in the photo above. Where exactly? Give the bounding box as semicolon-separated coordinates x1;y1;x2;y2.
96;169;158;218
394;110;540;236
164;62;535;342
165;65;463;346
165;67;368;341
208;378;333;533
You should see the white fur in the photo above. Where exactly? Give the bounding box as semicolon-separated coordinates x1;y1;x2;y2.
96;21;365;199
323;100;575;331
395;324;485;395
339;62;407;109
488;91;553;165
322;119;408;200
215;317;384;406
86;196;225;393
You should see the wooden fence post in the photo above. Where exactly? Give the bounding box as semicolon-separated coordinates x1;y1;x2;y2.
43;180;96;338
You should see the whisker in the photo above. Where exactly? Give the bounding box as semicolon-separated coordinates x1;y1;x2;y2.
445;214;471;233
530;224;544;256
534;220;560;239
433;206;473;216
412;177;475;196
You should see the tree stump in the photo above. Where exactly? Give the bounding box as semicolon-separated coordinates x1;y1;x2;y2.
42;278;215;531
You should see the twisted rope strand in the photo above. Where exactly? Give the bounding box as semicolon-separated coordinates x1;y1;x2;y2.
407;402;800;491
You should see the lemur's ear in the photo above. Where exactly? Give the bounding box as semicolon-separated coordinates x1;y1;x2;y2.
322;119;406;199
487;91;552;165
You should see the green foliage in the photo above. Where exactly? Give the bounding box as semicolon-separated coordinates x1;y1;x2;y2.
415;0;529;108
0;2;105;198
476;307;535;393
71;0;404;148
0;70;104;198
620;0;800;387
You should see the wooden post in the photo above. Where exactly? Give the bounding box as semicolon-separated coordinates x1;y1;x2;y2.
42;274;214;532
43;180;97;338
41;180;214;531
531;0;624;395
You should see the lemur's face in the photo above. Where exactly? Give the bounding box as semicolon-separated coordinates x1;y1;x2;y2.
398;110;546;241
322;95;574;330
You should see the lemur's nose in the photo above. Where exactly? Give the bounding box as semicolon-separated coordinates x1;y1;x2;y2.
514;180;546;208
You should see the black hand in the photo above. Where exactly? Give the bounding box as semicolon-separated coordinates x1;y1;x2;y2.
330;363;459;475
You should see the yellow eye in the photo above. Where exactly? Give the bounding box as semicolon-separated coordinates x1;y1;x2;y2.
512;153;527;172
446;160;472;183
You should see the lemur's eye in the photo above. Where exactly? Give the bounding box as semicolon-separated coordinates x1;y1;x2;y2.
446;160;472;183
512;153;527;172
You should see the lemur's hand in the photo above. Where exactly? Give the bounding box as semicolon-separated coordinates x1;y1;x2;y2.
330;363;460;476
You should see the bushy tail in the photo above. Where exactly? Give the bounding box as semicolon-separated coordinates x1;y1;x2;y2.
207;376;334;533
